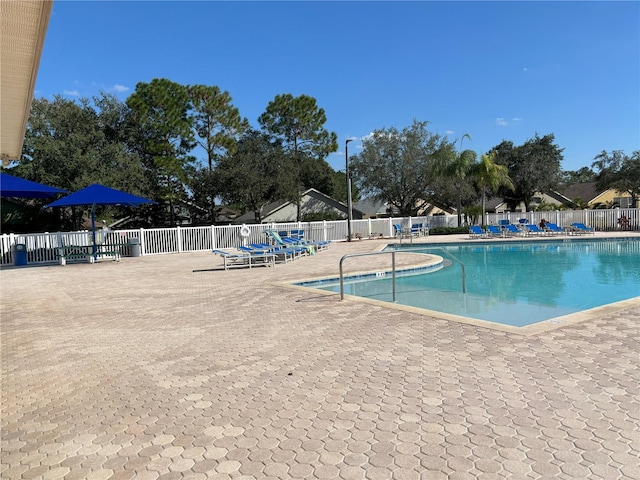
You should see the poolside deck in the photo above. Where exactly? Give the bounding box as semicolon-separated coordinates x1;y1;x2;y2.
2;232;639;479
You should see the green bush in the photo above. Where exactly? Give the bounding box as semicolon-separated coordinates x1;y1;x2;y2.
429;226;469;235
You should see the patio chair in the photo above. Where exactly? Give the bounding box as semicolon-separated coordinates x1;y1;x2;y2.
544;223;566;235
571;222;595;234
523;224;547;236
246;243;302;263
410;223;427;236
503;224;524;237
212;249;275;270
486;225;505;238
469;225;488;239
264;229;326;253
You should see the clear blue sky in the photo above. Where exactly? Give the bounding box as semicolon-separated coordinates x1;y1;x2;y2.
36;1;639;173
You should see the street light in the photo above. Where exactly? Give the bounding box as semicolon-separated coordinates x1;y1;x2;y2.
345;138;354;242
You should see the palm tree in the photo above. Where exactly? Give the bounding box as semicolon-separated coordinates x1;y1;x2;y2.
473;153;514;225
451;149;478;226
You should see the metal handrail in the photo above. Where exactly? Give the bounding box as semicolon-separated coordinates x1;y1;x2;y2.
339;247;466;302
339;251;397;301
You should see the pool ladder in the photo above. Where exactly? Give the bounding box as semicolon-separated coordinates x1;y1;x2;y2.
339;249;466;302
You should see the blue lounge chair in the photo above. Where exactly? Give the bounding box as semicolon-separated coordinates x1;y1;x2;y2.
503;224;523;237
469;225;488;239
486;225;504;238
247;243;302;263
545;223;565;235
264;230;326;253
410;223;429;236
523;224;547;236
571;222;595;234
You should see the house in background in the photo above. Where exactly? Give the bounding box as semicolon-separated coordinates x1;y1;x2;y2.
234;188;364;224
353;198;398;218
354;197;456;219
487;182;638;213
561;182;638;209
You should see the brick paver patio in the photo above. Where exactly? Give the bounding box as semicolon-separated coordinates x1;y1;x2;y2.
2;233;639;479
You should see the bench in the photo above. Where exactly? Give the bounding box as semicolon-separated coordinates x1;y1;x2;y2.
57;246;122;265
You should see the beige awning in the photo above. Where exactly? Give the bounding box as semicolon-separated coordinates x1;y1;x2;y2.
1;0;53;166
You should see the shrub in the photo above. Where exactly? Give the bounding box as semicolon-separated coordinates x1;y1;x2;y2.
429;226;469;235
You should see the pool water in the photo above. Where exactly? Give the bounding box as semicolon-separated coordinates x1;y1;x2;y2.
305;239;640;327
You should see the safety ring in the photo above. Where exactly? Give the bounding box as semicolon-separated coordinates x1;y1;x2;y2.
240;225;251;237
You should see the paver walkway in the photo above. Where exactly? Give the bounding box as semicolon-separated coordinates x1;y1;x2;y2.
2;234;639;479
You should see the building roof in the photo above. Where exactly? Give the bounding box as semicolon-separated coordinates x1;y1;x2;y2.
560;182;599;204
353;197;399;216
1;1;53;166
234;188;364;223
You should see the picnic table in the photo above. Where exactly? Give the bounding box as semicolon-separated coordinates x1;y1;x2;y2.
57;244;126;265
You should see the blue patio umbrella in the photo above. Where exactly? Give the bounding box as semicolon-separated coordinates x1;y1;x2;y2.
0;172;68;198
44;184;156;256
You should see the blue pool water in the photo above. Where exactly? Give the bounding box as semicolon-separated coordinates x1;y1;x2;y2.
300;238;640;327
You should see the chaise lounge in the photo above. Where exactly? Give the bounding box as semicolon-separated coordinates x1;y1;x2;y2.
571;222;595;234
212;249;275;270
469;225;488;239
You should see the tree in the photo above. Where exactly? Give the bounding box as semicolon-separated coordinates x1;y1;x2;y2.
16;94;147;230
215;130;292;223
185;166;218;225
187;84;249;172
350;119;455;216
560;166;596;187
592;150;640;208
127;78;196;225
441;134;477;226
472;153;514;226
186;84;249;222
258;94;338;220
490;134;564;211
330;169;360;205
299;155;338;198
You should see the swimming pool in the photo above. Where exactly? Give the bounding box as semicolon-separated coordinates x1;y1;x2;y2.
298;238;640;327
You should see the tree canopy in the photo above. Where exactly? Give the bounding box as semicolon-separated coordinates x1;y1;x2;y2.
440;134;477;226
258;94;338;220
15;94;148;230
350;120;455;216
592;150;640;207
472;152;514;225
187;84;249;172
13;73;620;234
215;130;292;223
490;134;564;212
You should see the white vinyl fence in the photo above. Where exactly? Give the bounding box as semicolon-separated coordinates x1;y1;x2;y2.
1;209;637;266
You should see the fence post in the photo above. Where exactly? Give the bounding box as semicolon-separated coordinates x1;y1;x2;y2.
211;225;216;250
177;226;183;253
139;228;145;255
368;218;372;238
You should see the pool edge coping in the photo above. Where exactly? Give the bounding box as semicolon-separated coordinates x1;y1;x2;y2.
281;240;640;336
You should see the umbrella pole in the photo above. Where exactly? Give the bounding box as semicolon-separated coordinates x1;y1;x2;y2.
91;204;97;259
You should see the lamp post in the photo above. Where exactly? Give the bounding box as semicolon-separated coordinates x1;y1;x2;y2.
345;138;354;242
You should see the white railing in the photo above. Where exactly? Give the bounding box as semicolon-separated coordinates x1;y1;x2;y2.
1;209;637;266
485;208;639;232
